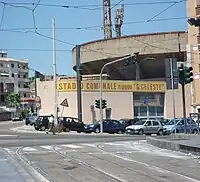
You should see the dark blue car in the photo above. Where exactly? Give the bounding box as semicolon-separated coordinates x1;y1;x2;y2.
84;119;125;134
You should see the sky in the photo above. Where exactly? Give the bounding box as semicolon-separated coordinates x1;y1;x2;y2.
0;0;187;76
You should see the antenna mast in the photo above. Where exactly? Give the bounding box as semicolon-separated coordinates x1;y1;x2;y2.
103;0;112;39
115;4;124;37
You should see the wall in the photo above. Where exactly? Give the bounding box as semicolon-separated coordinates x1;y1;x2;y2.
164;84;192;119
38;80;133;123
38;79;192;123
72;31;187;66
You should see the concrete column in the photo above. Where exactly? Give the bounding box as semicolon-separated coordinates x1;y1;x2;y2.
135;62;140;80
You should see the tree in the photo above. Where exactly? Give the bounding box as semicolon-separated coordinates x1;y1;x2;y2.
5;93;21;108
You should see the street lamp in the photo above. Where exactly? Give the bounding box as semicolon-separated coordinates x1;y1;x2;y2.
99;53;137;134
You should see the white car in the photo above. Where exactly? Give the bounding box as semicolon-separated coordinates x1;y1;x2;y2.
125;119;164;135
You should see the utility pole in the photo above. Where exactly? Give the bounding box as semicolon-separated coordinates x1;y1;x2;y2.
169;58;176;121
114;4;124;37
103;0;112;39
52;17;58;125
99;54;135;133
76;45;82;122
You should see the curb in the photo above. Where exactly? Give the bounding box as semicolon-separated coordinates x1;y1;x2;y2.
147;137;200;156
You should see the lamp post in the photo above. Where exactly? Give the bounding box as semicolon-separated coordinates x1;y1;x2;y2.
99;53;137;134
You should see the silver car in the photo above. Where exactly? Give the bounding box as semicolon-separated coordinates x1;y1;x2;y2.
125;119;164;135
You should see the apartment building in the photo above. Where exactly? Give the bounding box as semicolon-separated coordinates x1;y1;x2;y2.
0;52;30;104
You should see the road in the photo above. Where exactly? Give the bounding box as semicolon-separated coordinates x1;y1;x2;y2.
0;121;200;182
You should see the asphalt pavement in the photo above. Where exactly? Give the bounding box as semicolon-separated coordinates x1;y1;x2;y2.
1;121;200;182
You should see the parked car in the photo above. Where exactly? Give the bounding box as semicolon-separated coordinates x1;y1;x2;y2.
25;113;37;126
12;116;23;122
119;118;140;130
59;117;85;133
125;119;164;135
34;115;50;131
84;119;125;134
163;118;199;135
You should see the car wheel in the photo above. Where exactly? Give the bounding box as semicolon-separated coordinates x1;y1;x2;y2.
158;130;163;136
138;129;144;135
117;130;123;134
95;128;100;133
193;129;198;134
77;131;81;133
40;125;46;131
34;127;39;131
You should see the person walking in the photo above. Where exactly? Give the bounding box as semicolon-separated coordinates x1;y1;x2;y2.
46;114;55;135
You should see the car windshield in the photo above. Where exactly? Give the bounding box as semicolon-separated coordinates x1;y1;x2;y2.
133;120;146;125
166;119;180;125
119;119;128;124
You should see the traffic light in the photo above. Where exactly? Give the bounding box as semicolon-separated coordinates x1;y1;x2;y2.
178;64;185;85
95;99;100;109
188;18;200;27
102;99;107;109
185;67;193;84
178;64;193;85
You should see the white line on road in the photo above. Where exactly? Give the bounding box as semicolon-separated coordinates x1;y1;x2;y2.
23;147;38;152
0;135;18;137
61;144;83;149
40;146;52;150
81;143;96;147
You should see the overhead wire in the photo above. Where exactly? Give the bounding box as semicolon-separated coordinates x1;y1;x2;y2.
0;0;194;62
0;2;5;29
147;0;185;22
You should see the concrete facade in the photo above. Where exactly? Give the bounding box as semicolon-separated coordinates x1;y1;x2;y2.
72;31;187;67
37;78;192;124
187;0;200;112
0;52;30;104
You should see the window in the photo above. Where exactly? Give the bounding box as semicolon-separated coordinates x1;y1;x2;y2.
24;93;27;97
11;63;14;68
134;107;139;117
12;73;14;77
18;84;20;88
23;74;26;78
145;121;152;126
157;106;164;116
153;121;159;126
0;63;3;67
18;74;20;78
140;106;147;116
18;64;21;68
149;106;156;116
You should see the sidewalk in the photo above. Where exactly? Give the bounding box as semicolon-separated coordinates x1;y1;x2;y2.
0;149;27;182
147;134;200;156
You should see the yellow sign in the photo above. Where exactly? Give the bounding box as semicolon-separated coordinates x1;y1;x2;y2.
57;80;166;92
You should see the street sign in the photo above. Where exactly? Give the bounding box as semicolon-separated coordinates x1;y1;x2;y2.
60;98;69;107
35;102;41;108
165;58;178;90
35;96;41;102
144;98;148;105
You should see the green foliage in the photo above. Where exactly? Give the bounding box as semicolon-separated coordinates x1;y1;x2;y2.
5;93;21;108
20;109;29;119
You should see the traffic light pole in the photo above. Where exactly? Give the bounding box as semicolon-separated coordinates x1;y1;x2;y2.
181;83;187;133
99;54;135;134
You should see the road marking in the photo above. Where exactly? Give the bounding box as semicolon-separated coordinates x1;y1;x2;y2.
61;144;83;149
0;158;7;161
0;134;18;137
40;145;52;150
23;147;38;152
81;143;96;147
104;143;124;146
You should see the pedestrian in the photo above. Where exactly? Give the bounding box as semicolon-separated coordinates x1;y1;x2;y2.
46;114;55;135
